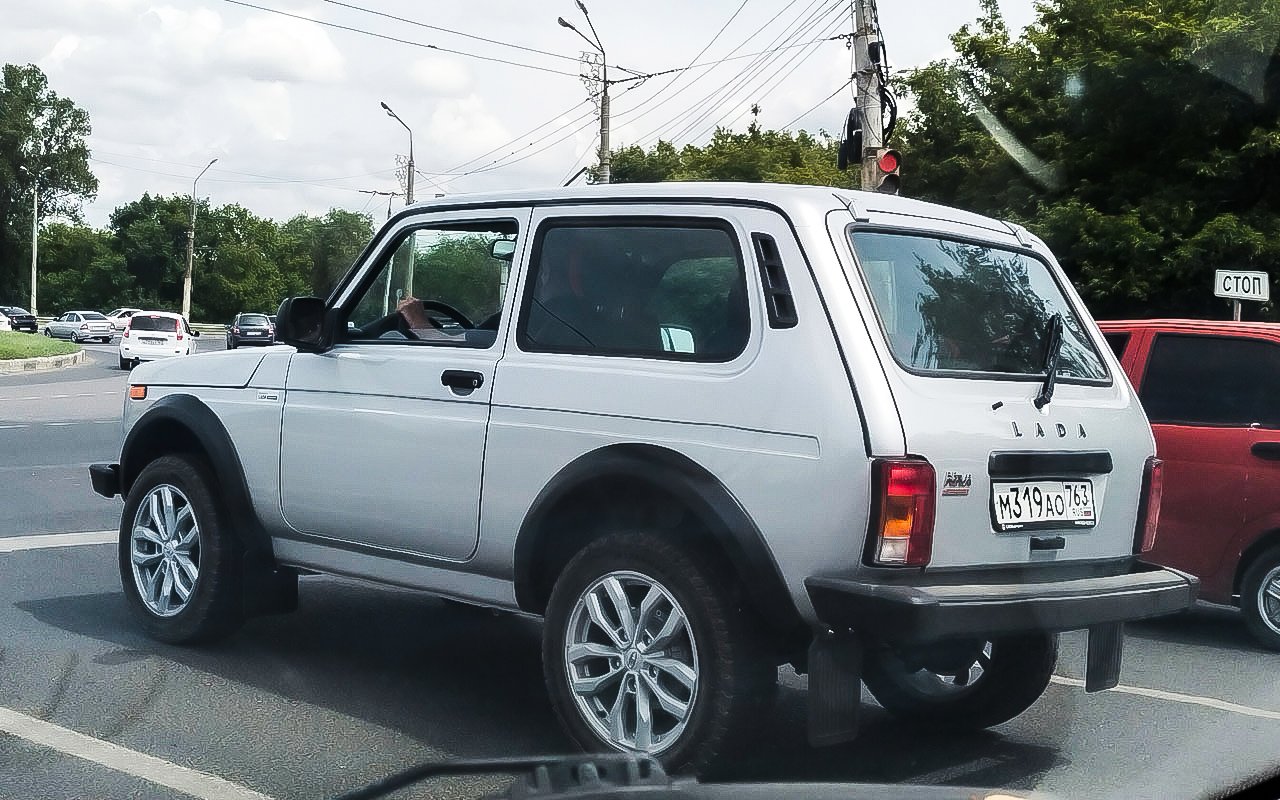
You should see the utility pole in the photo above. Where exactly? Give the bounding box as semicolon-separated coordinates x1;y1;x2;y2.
840;0;899;192
381;102;415;205
18;142;44;315
183;158;218;322
559;2;610;184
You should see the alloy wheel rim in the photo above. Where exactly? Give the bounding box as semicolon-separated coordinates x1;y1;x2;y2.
1258;566;1280;636
130;484;201;617
564;570;699;755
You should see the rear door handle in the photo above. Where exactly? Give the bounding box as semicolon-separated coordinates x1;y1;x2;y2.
441;370;484;391
1251;442;1280;460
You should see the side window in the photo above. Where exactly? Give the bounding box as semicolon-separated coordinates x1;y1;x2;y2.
1140;334;1280;427
519;222;748;361
1103;332;1130;359
344;220;518;349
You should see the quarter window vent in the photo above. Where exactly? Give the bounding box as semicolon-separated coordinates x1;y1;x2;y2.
752;232;798;329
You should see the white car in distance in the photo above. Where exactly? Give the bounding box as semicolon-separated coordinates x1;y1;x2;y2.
118;311;200;369
106;307;144;332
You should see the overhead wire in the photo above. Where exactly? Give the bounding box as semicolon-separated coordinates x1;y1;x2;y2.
660;0;844;146
779;77;854;131
706;12;849;140
220;0;581;78
629;0;838;147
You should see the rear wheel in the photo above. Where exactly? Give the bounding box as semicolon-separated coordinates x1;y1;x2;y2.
863;633;1058;730
118;454;244;644
43;328;52;337
118;356;130;370
1241;546;1280;651
542;532;773;773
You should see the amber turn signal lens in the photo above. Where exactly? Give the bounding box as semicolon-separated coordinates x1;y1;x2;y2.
128;385;147;400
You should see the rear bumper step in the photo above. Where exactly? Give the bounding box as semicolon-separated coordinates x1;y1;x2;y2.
805;561;1197;645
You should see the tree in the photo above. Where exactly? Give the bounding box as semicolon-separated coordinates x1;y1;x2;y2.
0;64;98;305
605;124;856;189
898;0;1280;319
38;222;130;312
279;209;375;299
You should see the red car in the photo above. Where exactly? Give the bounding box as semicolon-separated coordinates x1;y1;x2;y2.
1099;319;1280;649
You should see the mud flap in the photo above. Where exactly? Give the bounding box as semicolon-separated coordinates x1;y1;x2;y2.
242;552;299;617
807;632;863;746
1085;622;1123;692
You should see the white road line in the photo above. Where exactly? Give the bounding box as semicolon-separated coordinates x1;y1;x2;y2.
0;531;116;553
0;425;27;430
0;706;273;800
1052;675;1280;721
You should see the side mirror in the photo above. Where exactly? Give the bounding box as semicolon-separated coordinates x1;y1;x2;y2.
191;330;201;338
490;239;517;262
276;296;329;352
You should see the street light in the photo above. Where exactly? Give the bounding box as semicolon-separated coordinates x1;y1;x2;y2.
182;157;218;322
380;101;415;205
558;3;611;183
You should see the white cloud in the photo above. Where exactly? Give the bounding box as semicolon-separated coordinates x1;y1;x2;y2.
221;13;345;84
409;55;470;95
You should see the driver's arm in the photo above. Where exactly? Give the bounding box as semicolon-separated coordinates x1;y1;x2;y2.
396;294;436;339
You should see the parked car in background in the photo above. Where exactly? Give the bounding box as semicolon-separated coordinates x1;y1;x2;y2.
44;311;114;342
225;313;275;348
0;306;38;333
105;307;143;332
0;309;10;332
118;311;200;369
1100;319;1280;650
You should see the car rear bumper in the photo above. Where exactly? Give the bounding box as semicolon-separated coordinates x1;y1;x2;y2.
805;561;1197;645
90;463;120;498
120;344;186;360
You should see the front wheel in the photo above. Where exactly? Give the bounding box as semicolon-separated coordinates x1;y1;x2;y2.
1241;546;1280;651
118;454;244;644
542;532;774;773
43;328;52;337
862;633;1058;730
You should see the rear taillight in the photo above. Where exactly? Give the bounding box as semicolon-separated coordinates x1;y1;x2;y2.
233;326;240;333
123;324;130;338
870;458;936;566
1136;456;1163;554
176;330;184;340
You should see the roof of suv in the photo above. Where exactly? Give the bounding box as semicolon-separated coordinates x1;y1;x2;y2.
129;310;184;319
1099;319;1280;336
403;182;1019;235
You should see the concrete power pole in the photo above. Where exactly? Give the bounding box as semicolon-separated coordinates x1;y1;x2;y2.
29;175;38;316
852;0;886;190
182;158;218;323
559;2;610;184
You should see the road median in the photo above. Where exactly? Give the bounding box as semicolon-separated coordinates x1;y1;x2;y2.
0;332;87;374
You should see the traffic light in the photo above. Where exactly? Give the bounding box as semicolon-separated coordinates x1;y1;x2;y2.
873;148;901;194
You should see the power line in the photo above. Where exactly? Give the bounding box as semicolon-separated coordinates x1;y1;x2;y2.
779;78;854;131
660;0;843;145
433;99;591;176
220;0;580;78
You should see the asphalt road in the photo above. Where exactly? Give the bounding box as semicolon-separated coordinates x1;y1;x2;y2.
2;346;1279;800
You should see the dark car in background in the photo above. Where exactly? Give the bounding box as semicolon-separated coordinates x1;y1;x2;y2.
1100;319;1280;650
225;312;275;348
0;306;38;333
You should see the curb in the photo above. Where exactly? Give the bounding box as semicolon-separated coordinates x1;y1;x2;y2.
0;349;88;375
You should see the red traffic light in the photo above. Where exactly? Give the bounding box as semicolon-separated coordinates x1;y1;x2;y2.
877;150;900;173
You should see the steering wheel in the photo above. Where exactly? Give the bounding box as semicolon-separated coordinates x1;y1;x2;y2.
394;299;476;339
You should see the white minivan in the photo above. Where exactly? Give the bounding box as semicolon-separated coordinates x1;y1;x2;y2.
92;183;1196;771
117;311;200;369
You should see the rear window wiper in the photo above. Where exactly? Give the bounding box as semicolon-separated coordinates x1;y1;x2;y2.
1033;312;1064;409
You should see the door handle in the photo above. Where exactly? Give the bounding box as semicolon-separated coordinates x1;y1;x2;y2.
1251;442;1280;461
441;370;484;391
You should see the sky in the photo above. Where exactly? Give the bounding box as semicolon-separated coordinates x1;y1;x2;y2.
3;0;1037;228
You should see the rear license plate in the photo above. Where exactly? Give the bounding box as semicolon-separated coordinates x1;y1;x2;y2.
992;480;1095;531
141;337;166;345
246;331;263;336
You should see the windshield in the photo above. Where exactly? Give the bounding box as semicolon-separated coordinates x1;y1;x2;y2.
850;231;1108;381
129;315;178;332
6;307;30;316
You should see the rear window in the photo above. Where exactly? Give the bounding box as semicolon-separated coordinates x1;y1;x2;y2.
82;312;107;320
849;231;1108;381
239;314;269;326
5;307;30;316
130;316;178;332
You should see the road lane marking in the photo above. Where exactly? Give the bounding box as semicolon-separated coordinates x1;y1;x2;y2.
0;705;273;800
0;531;116;553
1052;675;1280;721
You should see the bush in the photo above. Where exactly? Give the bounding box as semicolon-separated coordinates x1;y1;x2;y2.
0;331;80;359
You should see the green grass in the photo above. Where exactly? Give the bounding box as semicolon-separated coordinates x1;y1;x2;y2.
0;330;80;359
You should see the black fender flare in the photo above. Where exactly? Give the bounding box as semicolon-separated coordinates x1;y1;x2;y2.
120;394;272;559
512;443;803;637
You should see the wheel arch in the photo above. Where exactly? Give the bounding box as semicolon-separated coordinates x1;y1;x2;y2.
1234;528;1280;600
121;394;272;559
512;442;805;640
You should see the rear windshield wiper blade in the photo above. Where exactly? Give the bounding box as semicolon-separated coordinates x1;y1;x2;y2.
1033;312;1064;409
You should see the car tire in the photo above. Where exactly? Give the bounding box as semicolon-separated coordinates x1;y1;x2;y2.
118;356;131;370
862;633;1058;730
43;328;51;337
1240;545;1280;651
542;531;774;774
117;454;244;644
